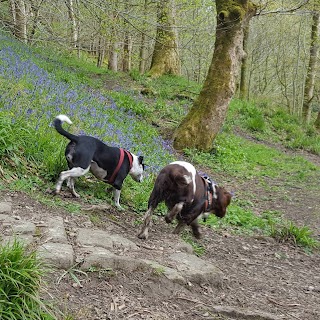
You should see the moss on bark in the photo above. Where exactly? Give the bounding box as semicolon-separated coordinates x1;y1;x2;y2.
173;0;256;151
148;0;180;78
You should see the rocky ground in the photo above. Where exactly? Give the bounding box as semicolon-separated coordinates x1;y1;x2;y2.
0;159;319;320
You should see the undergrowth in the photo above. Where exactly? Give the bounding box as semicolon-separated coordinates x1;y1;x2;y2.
0;240;57;319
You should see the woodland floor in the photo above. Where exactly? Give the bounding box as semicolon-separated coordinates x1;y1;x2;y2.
2;76;320;320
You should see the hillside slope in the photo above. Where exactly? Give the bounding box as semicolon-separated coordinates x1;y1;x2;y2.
0;34;319;320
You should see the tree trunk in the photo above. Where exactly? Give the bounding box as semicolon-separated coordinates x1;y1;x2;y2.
139;0;148;74
29;0;43;43
123;33;132;72
148;0;181;78
122;0;131;72
108;41;118;72
239;23;250;100
9;0;16;31
65;0;78;49
302;11;320;124
97;36;106;68
315;110;320;130
13;0;27;43
173;0;256;151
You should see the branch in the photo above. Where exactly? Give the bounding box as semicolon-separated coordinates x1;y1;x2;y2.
258;0;310;16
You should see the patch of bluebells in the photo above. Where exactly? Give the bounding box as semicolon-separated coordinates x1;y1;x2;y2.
0;33;176;174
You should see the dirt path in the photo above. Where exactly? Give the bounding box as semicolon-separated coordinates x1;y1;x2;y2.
1;184;319;320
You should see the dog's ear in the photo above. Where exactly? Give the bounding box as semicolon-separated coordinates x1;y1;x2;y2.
138;156;144;164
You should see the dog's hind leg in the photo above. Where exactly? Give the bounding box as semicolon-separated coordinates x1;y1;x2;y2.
137;207;154;240
138;184;163;240
55;166;90;195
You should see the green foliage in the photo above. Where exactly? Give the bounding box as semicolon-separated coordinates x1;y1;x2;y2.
108;91;148;116
181;232;206;256
184;132;318;183
227;99;320;154
0;240;56;319
270;221;319;249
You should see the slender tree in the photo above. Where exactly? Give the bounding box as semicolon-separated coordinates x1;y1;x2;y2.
239;23;250;99
10;0;27;43
315;110;320;129
173;0;256;151
139;0;149;74
302;2;320;123
65;0;78;49
148;0;180;78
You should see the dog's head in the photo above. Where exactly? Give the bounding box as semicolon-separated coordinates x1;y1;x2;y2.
130;155;145;182
211;186;232;218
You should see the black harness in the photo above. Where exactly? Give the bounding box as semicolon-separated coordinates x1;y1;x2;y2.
201;175;217;219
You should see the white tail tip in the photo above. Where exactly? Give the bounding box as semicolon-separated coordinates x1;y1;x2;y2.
56;114;72;124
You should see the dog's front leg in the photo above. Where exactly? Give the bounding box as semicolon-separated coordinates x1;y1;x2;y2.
165;202;184;224
138;207;154;240
113;188;124;210
173;219;186;235
182;200;206;225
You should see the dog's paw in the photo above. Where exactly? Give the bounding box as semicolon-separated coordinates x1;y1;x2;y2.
164;215;173;224
137;231;148;240
115;204;125;211
47;188;59;196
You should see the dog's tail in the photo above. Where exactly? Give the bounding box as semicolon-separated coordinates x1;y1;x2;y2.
53;115;78;142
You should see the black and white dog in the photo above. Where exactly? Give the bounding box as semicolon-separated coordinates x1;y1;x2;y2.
53;115;144;209
138;161;231;239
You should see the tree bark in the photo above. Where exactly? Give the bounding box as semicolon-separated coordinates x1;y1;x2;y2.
108;41;118;72
139;0;148;74
97;36;106;68
315;110;320;130
29;0;44;43
12;0;27;43
148;0;181;78
173;0;256;151
65;0;78;49
239;23;250;100
302;10;320;124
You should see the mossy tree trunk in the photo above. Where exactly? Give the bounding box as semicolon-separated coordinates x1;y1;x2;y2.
173;0;256;151
148;0;180;78
315;110;320;130
239;24;250;100
302;9;320;124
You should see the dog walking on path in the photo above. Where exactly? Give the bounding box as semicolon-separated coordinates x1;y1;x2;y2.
53;115;144;209
138;161;231;239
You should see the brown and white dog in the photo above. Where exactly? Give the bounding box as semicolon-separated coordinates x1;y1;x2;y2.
138;161;231;240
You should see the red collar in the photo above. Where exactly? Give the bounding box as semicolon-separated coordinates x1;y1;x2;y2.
108;148;133;184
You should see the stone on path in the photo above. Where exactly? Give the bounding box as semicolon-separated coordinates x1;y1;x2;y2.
77;228;138;251
44;217;68;244
0;202;12;214
169;252;223;286
80;247;145;272
38;242;74;269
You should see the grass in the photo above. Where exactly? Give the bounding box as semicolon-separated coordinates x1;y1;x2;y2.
0;32;319;252
0;240;57;319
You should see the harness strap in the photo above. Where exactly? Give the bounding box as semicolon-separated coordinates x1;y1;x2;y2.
202;176;214;212
108;149;133;184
